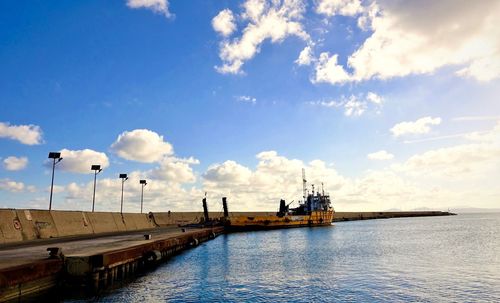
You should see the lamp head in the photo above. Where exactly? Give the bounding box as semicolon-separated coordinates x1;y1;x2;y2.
48;152;61;159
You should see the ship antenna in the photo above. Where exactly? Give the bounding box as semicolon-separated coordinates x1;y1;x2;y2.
302;168;307;201
322;182;324;196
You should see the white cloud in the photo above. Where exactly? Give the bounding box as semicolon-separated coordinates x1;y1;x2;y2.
397;143;500;178
235;95;257;104
313;52;351;84
203;151;348;210
316;0;363;17
56;149;110;174
111;129;173;163
3;156;28;171
0;178;35;193
308;92;383;117
212;9;236;37
390;117;442;137
452;116;500;122
367;150;394;160
126;0;172;18
313;0;500;83
366;92;383;105
295;45;314;66
148;157;198;183
394;121;500;178
50;170;203;212
0;122;43;145
215;0;309;74
204;160;252;186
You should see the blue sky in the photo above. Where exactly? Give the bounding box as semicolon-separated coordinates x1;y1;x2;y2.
1;0;499;212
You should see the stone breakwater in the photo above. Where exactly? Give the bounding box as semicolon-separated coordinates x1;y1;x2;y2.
0;208;454;301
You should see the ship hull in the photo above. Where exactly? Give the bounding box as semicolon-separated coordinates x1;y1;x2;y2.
225;210;334;231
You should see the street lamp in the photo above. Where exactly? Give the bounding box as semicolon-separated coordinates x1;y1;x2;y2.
119;174;128;213
91;165;102;212
139;179;147;214
48;152;63;211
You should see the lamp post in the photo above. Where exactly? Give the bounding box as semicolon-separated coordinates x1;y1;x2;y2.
48;152;63;211
91;165;102;212
139;179;147;214
119;174;128;214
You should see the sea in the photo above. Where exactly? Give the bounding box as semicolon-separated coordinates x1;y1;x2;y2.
68;213;500;302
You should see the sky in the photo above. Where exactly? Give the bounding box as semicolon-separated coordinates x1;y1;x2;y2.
1;0;499;213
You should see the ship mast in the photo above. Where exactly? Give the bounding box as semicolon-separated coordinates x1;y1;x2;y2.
302;168;307;201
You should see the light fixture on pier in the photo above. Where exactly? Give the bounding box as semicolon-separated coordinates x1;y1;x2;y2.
48;152;63;211
140;179;147;214
119;173;128;214
91;165;103;212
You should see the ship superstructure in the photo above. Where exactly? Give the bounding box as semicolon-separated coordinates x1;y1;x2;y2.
226;169;335;231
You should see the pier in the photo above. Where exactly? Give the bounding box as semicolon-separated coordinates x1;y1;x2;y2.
0;208;454;301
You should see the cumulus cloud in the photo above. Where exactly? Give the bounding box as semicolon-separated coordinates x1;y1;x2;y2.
215;0;309;74
0;178;35;193
204;160;253;186
3;156;28;171
148;157;198;184
316;0;363;17
390;117;442;137
126;0;172;18
212;9;236;37
308;92;383;116
56;149;110;174
397;143;500;178
235;95;257;104
295;45;314;66
313;52;352;84
367;150;394;160
111;129;173;163
50;170;203;212
0;122;43;145
203;151;347;210
312;0;500;83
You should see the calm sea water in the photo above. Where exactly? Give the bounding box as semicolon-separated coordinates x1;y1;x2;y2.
75;213;500;302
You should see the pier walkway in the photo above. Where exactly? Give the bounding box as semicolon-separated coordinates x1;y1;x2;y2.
0;226;223;302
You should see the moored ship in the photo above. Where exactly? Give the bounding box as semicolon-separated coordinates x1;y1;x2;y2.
226;169;335;231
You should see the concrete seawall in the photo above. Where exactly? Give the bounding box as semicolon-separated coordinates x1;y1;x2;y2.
148;210;455;227
0;209;156;245
0;208;454;301
0;226;223;302
0;209;454;245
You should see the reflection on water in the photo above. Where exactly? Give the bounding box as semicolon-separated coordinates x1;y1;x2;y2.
69;213;500;302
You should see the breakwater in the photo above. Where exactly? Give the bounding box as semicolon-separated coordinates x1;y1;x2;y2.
0;208;454;301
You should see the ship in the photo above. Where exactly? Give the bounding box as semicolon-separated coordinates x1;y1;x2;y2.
225;169;335;231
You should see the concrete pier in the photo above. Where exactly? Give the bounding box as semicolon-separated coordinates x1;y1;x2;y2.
0;226;223;302
0;208;454;301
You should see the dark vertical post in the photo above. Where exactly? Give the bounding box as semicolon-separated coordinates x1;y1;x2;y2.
222;197;229;218
140;185;144;214
121;180;124;214
91;165;102;212
48;152;62;211
140;180;147;214
202;197;209;222
119;174;128;214
92;170;97;212
49;158;56;211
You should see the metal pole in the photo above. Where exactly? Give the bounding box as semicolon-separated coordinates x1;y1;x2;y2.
49;158;56;211
140;184;144;214
92;170;97;212
121;179;124;214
